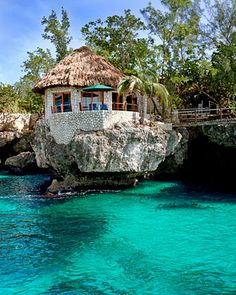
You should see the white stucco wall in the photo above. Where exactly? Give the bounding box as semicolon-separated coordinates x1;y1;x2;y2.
48;111;140;144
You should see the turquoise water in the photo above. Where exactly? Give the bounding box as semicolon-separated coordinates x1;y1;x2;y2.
0;174;236;294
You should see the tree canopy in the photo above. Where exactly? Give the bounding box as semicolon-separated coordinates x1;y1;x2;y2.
0;7;73;114
0;1;235;113
81;9;157;74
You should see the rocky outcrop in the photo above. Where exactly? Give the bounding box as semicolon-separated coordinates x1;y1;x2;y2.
32;119;181;192
156;127;189;175
201;121;236;148
4;152;37;174
156;120;236;191
0;113;39;172
2;113;235;193
0;113;31;133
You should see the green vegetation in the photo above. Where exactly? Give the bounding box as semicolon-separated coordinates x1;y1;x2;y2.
118;71;169;123
81;9;156;75
0;8;72;113
0;1;235;114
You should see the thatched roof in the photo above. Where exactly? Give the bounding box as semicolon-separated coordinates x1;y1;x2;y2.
33;46;124;94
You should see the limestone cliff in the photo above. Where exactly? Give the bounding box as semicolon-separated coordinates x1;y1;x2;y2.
156;121;236;191
32;119;181;191
201;122;236;148
0;113;39;172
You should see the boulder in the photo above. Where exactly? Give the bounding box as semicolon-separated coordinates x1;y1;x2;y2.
4;152;37;174
32;119;181;191
47;179;61;194
0;113;38;164
12;134;33;154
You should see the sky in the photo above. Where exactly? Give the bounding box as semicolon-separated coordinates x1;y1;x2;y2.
0;0;162;84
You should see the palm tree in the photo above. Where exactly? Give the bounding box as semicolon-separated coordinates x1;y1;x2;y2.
117;73;169;124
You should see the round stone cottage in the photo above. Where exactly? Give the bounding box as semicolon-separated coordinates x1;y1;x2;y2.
33;46;140;144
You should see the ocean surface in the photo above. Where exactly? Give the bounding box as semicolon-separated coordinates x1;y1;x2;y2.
0;173;236;295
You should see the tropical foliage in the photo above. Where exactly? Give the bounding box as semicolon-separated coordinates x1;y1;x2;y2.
0;1;235;113
81;9;156;74
118;73;169;123
0;7;72;114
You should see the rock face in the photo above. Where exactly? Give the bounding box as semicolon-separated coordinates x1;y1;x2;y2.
156;127;189;175
0;113;39;172
201;122;236;148
5;152;37;174
0;113;31;133
2;113;235;192
156;121;236;191
32;119;181;191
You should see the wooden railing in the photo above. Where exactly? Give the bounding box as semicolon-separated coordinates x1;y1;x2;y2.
172;107;236;123
112;102;126;111
51;102;139;113
79;102;108;111
51;104;72;113
112;102;138;112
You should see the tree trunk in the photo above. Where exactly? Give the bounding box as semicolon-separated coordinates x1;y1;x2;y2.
151;96;171;122
151;97;162;114
137;94;146;124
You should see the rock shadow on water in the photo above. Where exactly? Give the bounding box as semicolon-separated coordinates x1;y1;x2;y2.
31;208;108;270
0;172;52;196
46;279;128;295
169;264;236;295
156;202;212;210
157;181;236;204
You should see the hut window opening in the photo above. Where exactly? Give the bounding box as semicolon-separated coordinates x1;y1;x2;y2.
112;92;124;111
81;92;107;111
126;95;138;112
52;92;72;113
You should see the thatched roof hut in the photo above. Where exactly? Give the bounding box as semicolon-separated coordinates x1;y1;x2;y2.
33;46;124;94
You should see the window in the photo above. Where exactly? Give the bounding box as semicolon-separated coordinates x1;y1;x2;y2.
126;95;138;112
81;92;107;111
53;92;71;113
112;92;123;110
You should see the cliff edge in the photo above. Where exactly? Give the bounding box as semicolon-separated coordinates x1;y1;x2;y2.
32;119;181;192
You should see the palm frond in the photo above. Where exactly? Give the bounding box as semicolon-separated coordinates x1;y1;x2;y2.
117;75;144;96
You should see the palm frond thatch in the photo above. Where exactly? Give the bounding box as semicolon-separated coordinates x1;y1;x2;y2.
33;46;124;94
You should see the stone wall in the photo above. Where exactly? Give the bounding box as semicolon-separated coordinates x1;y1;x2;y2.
44;87;140;144
48;111;140;144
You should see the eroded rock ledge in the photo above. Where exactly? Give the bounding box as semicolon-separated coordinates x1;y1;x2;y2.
0;113;40;174
156;121;236;191
32;119;181;193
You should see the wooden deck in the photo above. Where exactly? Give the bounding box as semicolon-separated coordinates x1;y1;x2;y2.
172;107;236;124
